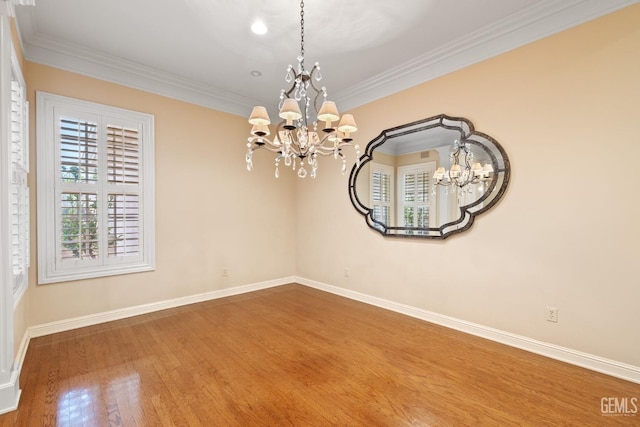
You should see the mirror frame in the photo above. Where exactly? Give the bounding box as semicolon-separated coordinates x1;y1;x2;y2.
348;114;510;239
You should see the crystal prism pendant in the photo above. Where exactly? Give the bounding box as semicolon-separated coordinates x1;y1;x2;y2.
285;64;294;83
246;151;253;171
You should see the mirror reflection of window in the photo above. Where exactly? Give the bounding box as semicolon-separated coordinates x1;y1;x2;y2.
397;163;436;229
370;163;394;228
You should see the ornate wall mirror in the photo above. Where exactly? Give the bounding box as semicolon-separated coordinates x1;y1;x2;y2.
348;114;510;239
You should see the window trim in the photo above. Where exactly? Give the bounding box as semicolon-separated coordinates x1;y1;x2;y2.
36;92;155;284
10;44;28;305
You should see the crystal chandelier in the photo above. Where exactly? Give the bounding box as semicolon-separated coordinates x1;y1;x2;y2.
432;139;494;188
245;1;360;179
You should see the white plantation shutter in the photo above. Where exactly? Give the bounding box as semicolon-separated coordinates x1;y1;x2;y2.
58;116;100;265
59;192;99;261
398;163;435;229
37;92;155;284
10;76;29;298
106;125;141;258
370;163;394;228
60;118;98;183
107;194;140;257
107;125;140;184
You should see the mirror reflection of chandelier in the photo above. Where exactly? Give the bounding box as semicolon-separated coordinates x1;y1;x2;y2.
245;1;360;179
433;139;494;188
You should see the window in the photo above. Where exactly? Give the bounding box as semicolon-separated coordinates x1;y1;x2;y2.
370;163;394;228
10;52;29;302
37;92;155;284
397;163;436;230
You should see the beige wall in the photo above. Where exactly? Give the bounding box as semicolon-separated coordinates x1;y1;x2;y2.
396;151;439;167
296;5;640;366
24;63;297;326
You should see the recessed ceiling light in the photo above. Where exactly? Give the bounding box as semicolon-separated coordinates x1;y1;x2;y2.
250;70;262;77
251;21;268;35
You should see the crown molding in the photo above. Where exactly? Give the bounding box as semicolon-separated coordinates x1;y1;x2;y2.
335;0;639;110
16;0;639;116
22;35;260;116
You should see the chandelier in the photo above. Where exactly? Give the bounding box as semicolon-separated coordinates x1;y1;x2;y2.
245;1;360;179
432;139;494;188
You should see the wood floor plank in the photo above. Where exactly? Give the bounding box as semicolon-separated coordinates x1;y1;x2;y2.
1;284;639;426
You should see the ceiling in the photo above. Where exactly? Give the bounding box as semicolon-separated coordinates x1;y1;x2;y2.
13;0;636;118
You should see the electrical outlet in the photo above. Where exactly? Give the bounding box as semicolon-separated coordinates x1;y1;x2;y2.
223;268;228;277
344;268;350;277
546;307;558;323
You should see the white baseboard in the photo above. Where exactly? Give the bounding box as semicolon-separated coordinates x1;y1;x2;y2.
0;325;30;415
295;276;640;384
28;277;295;338
15;275;640;392
13;330;30;376
0;327;29;414
0;371;20;415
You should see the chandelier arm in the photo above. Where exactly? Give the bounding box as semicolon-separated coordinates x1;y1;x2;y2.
248;142;286;155
312;149;340;157
308;65;324;99
289;132;304;153
316;132;335;144
313;148;338;157
311;141;356;156
317;134;357;149
248;135;290;152
462;144;472;170
275;122;302;151
335;141;355;149
452;145;461;158
282;74;299;99
312;83;325;118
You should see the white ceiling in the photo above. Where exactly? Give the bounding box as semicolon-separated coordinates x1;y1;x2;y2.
13;0;637;118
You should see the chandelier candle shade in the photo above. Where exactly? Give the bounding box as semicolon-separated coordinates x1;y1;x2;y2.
246;1;360;179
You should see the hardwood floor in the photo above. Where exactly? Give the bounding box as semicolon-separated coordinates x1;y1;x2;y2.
1;284;638;426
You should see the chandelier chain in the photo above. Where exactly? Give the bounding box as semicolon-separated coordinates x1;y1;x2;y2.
300;0;305;63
